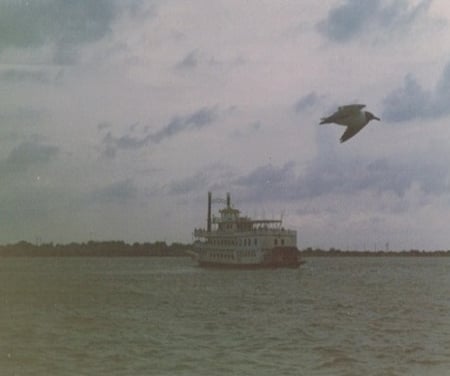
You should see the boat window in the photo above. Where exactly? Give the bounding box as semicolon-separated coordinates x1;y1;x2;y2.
274;238;278;245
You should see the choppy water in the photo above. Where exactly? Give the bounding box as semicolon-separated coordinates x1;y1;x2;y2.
1;257;449;376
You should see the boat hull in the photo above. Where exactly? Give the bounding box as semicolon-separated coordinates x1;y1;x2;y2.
198;261;302;269
197;247;302;269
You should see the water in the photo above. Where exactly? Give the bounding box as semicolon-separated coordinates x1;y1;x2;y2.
1;257;449;376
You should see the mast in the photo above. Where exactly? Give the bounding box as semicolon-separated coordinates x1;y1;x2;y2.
207;191;212;232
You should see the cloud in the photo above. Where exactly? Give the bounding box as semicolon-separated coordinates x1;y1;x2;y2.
168;172;208;195
300;153;448;199
317;0;432;43
382;62;450;122
165;151;444;207
174;49;246;73
101;130;152;158
0;141;60;175
294;92;323;113
0;1;114;46
90;179;138;204
0;107;47;130
432;62;450;117
97;121;112;132
101;106;220;158
0;188;61;228
0;69;60;84
0;0;145;63
231;146;449;206
233;161;298;201
229;121;261;140
317;0;379;42
151;106;219;143
175;50;200;70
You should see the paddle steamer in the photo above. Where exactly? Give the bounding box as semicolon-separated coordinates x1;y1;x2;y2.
193;192;301;268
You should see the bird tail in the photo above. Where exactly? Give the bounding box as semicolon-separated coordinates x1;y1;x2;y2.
319;118;328;124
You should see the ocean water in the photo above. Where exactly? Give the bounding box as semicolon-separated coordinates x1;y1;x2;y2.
0;257;449;376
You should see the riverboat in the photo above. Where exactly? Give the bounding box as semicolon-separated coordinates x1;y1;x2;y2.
193;192;302;268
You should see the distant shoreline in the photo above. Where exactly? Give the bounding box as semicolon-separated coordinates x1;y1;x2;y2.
1;241;449;257
0;241;188;257
301;250;450;257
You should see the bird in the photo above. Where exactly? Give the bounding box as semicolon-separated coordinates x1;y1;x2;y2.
319;104;380;143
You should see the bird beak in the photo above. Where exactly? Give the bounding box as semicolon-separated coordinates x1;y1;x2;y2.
374;116;380;121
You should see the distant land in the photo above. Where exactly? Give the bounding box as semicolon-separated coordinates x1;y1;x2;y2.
300;247;450;257
0;241;189;257
0;241;449;257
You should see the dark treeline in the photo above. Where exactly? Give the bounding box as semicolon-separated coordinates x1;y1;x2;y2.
0;241;190;257
1;241;450;257
300;247;450;257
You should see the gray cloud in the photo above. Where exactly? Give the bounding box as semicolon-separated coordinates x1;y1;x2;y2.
234;161;298;201
294;92;323;113
317;0;379;42
175;50;200;70
165;139;448;205
0;107;47;130
0;1;114;46
102;130;152;158
151;106;218;143
232;149;449;206
0;0;147;64
301;152;448;199
317;0;432;43
0;188;62;230
382;62;450;122
432;63;450;117
97;121;112;132
0;69;61;84
230;121;261;140
90;179;138;204
164;162;238;198
168;172;208;195
101;106;220;158
382;74;430;122
0;141;60;175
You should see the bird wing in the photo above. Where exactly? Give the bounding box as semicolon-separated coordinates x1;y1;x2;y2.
337;104;366;116
340;124;365;143
320;104;366;125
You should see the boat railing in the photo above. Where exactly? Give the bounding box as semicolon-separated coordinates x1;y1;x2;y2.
193;227;296;237
194;228;208;237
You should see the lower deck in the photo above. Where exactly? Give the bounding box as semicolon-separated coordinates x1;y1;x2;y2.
195;245;301;269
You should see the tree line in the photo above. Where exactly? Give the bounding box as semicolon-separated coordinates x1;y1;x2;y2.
0;241;190;257
1;241;449;257
300;247;450;257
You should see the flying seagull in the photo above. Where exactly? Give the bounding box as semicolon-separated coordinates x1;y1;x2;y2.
320;104;380;143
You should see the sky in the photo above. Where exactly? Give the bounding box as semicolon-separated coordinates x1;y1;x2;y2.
1;0;450;250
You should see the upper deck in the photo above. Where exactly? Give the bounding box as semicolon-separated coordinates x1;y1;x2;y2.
193;192;296;240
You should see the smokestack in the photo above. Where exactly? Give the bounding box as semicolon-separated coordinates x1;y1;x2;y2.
207;192;212;232
226;192;230;208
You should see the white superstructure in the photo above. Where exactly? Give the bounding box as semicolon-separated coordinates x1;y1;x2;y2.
193;192;301;268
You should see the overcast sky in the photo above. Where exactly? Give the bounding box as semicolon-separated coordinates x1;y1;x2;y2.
1;0;450;250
